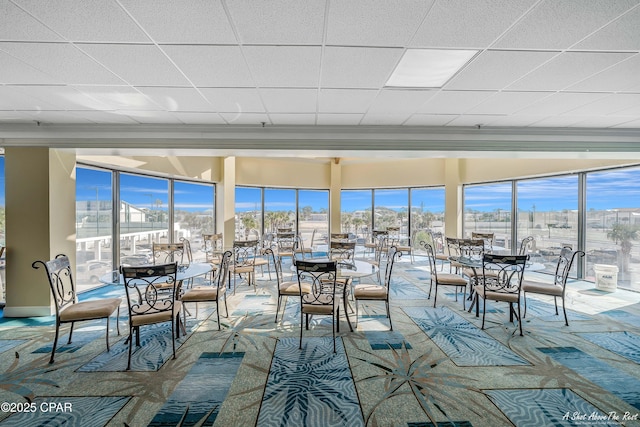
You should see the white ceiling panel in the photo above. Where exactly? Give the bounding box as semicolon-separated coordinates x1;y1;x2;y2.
69;110;140;124
567;54;640;92
417;91;495;114
119;0;237;44
220;112;270;125
506;52;633;91
243;46;321;88
172;112;226;125
514;93;609;116
0;42;125;85
613;118;640;127
0;50;60;84
411;0;535;48
445;50;558;90
446;114;506;127
73;86;161;111
269;114;317;125
483;115;548;127
562;94;640;116
135;87;213;112
494;0;639;49
318;89;378;113
226;0;325;45
567;116;638;128
13;85;112;111
528;116;588;128
326;0;430;47
403;114;457;126
162;45;254;87
316;114;364;125
14;0;150;42
574;4;640;50
23;110;93;124
321;47;403;88
79;44;189;86
0;1;62;41
360;113;411;125
0;85;57;109
367;89;436;115
259;89;317;113
120;110;182;124
199;88;265;113
468;92;552;115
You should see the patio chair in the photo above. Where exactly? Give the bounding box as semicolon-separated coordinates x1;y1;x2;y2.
422;242;469;309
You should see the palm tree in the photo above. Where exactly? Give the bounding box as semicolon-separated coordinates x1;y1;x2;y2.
607;223;638;272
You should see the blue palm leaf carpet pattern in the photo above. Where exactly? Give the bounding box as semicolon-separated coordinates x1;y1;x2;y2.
0;256;638;426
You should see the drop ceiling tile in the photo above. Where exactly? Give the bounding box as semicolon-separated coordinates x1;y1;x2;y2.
417;91;495;114
613;118;640;127
136;87;212;112
468;92;552;114
12;85;113;110
318;89;378;113
367;89;436;114
562;94;640;116
360;113;411;125
567;116;638;128
226;0;325;44
69;110;140;124
0;42;124;85
0;1;62;41
119;0;236;44
79;44;189;86
528;116;588;127
14;0;150;42
567;54;640;92
219;112;270;125
446;50;558;90
404;114;457;126
243;46;321;87
321;47;403;88
574;5;640;50
259;88;317;113
172;112;226;124
483;115;548;127
446;114;506;127
0;86;59;110
0;50;61;84
316;114;364;125
507;52;633;91
73;86;161;111
162;45;254;87
515;92;609;115
23;110;93;123
494;0;638;49
199;88;265;113
614;103;640;116
269;114;317;125
326;0;430;46
411;0;534;48
120;110;182;124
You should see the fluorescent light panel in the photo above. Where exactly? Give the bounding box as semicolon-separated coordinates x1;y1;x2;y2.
386;49;478;88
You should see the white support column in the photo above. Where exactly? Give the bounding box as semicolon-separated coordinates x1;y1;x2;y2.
330;158;342;233
444;158;463;238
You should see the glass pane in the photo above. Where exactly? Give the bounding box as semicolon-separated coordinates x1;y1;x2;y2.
174;181;215;262
119;173;169;266
75;167;113;288
586;167;640;291
298;190;328;253
463;182;513;250
264;188;296;235
235;187;262;240
374;189;409;243
340;190;372;244
411;187;445;250
516;176;579;273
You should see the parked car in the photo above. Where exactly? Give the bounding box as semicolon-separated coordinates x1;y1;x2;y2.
76;260;111;284
120;254;152;266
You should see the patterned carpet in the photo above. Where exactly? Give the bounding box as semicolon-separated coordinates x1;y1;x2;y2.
0;255;639;426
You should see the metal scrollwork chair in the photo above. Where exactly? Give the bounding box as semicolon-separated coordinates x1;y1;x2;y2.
270;248;311;323
152;242;187;266
121;262;182;370
518;235;535;256
230;239;260;293
33;254;121;364
422;242;469;309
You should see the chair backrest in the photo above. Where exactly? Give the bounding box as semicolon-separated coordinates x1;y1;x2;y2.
121;262;179;317
553;247;585;289
295;259;338;306
277;227;293;234
277;232;296;252
179;237;193;264
374;235;389;263
32;254;76;316
381;246;401;289
518;236;535;256
421;241;439;281
233;239;259;267
458;238;485;258
293;235;307;260
371;229;388;243
445;237;461;257
203;233;223;264
215;251;233;289
330;240;356;262
428;230;445;254
471;232;495;248
264;248;282;285
481;254;528;294
153;243;186;265
330;233;350;241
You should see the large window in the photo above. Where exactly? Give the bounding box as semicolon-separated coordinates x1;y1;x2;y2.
340;190;372;242
174;181;215;262
235;187;262;240
374;189;409;241
463;182;513;249
264;188;296;233
586;167;640;288
516;175;579;273
298;190;329;249
411;187;445;249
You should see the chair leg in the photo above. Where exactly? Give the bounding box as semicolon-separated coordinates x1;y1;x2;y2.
561;297;569;327
523;292;528;318
386;300;392;331
224;293;229;318
517;302;523;336
105;317;111;352
275;295;282;323
50;322;61;364
67;323;75;344
481;298;487;330
116;306;121;335
433;284;438;308
216;300;221;331
553;296;559;315
299;311;304;349
127;326;133;371
171;319;177;360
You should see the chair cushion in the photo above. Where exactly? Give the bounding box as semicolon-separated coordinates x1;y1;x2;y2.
302;302;335;315
59;298;121;322
435;254;449;261
230;265;254;274
279;281;311;295
253;258;269;267
396;245;411;252
437;273;468;286
473;285;519;303
181;286;224;302
354;284;387;299
522;280;563;296
130;301;182;327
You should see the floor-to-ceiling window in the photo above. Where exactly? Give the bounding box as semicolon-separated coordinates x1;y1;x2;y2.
586;167;640;290
235;187;262;240
374;189;409;243
298;190;329;250
340;190;372;242
264;188;296;234
174;180;215;262
463;182;513;249
516;175;579;273
410;187;445;250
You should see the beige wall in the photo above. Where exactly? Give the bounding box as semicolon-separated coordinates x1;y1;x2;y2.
341;158;445;188
236;157;331;188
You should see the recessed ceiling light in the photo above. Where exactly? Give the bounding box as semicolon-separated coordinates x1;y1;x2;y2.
386;49;478;88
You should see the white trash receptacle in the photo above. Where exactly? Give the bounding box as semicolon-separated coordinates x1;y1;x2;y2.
594;264;618;291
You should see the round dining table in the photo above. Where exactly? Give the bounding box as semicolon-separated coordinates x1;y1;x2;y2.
99;262;213;285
